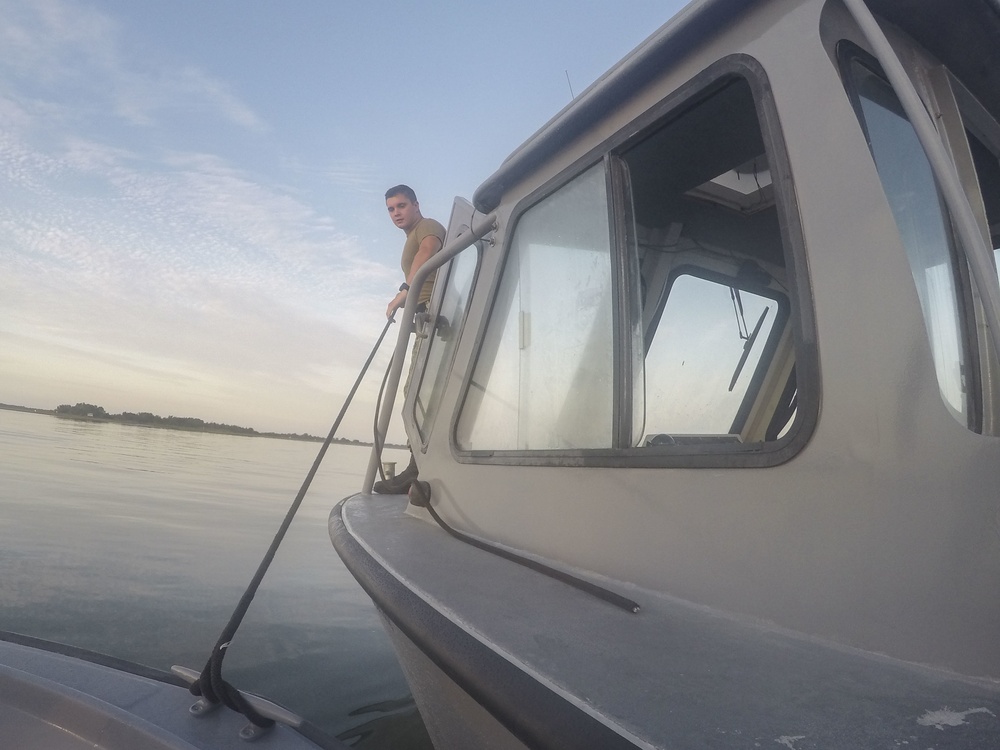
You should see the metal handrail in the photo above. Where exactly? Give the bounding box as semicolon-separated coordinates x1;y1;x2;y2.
363;212;498;493
843;0;1000;373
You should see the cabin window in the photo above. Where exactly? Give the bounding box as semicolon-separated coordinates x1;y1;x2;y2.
455;70;810;463
845;56;973;426
455;164;615;450
621;77;797;449
639;270;788;441
414;243;480;441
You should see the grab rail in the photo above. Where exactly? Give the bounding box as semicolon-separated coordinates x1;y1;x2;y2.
363;211;497;493
843;0;1000;370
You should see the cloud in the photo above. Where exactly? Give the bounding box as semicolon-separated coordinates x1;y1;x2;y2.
0;126;394;335
0;133;399;430
0;0;266;133
112;64;268;133
0;0;117;82
0;0;413;437
0;115;395;435
282;157;383;194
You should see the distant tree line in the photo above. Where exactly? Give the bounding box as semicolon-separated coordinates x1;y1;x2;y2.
2;402;403;447
51;402;376;444
56;402;259;433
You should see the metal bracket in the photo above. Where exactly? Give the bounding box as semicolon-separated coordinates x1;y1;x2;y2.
188;697;221;717
171;664;305;733
239;722;274;742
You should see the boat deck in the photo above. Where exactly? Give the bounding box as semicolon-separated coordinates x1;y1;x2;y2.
334;494;1000;750
0;636;341;750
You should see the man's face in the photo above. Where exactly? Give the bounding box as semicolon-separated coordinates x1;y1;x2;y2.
386;194;421;232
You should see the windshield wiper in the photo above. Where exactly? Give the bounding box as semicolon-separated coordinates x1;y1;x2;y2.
729;306;769;391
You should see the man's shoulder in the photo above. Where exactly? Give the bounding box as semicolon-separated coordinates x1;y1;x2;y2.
414;217;446;241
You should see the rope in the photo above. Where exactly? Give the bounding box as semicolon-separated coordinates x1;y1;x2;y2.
190;314;396;728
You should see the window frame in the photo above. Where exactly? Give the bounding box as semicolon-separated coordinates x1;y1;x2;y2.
836;40;985;432
640;264;792;441
452;160;620;456
946;70;1000;434
450;55;818;468
411;238;484;448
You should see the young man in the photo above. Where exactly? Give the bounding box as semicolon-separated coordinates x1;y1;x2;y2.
384;185;446;320
374;185;446;494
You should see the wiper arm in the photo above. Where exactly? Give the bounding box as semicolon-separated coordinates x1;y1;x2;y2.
729;306;769;391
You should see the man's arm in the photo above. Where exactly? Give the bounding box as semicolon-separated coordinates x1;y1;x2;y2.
386;234;444;319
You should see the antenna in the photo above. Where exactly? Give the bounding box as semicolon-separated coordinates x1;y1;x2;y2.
565;70;575;100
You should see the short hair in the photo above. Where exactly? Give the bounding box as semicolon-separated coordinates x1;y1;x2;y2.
385;184;417;203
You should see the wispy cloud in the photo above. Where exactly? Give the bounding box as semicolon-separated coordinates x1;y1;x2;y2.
0;0;118;82
282;157;383;193
1;126;391;328
0;0;402;435
0;0;266;133
112;64;268;132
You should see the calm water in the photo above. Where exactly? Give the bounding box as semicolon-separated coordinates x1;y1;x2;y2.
0;409;429;748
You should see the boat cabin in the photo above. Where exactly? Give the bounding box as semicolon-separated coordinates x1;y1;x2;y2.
339;0;1000;747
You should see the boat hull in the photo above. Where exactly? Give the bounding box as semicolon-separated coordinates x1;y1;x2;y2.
333;494;1000;750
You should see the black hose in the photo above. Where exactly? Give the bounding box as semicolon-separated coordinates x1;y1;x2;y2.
414;490;641;615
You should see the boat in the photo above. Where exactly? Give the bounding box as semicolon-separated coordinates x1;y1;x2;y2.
0;631;347;749
332;0;1000;747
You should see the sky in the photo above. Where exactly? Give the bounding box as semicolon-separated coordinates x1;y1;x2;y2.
0;0;688;441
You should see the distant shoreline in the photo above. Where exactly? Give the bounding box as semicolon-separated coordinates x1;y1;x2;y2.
0;403;405;449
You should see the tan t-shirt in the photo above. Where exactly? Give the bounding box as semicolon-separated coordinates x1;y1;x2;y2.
402;217;446;305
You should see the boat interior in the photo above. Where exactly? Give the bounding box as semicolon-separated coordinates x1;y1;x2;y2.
622;76;796;446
